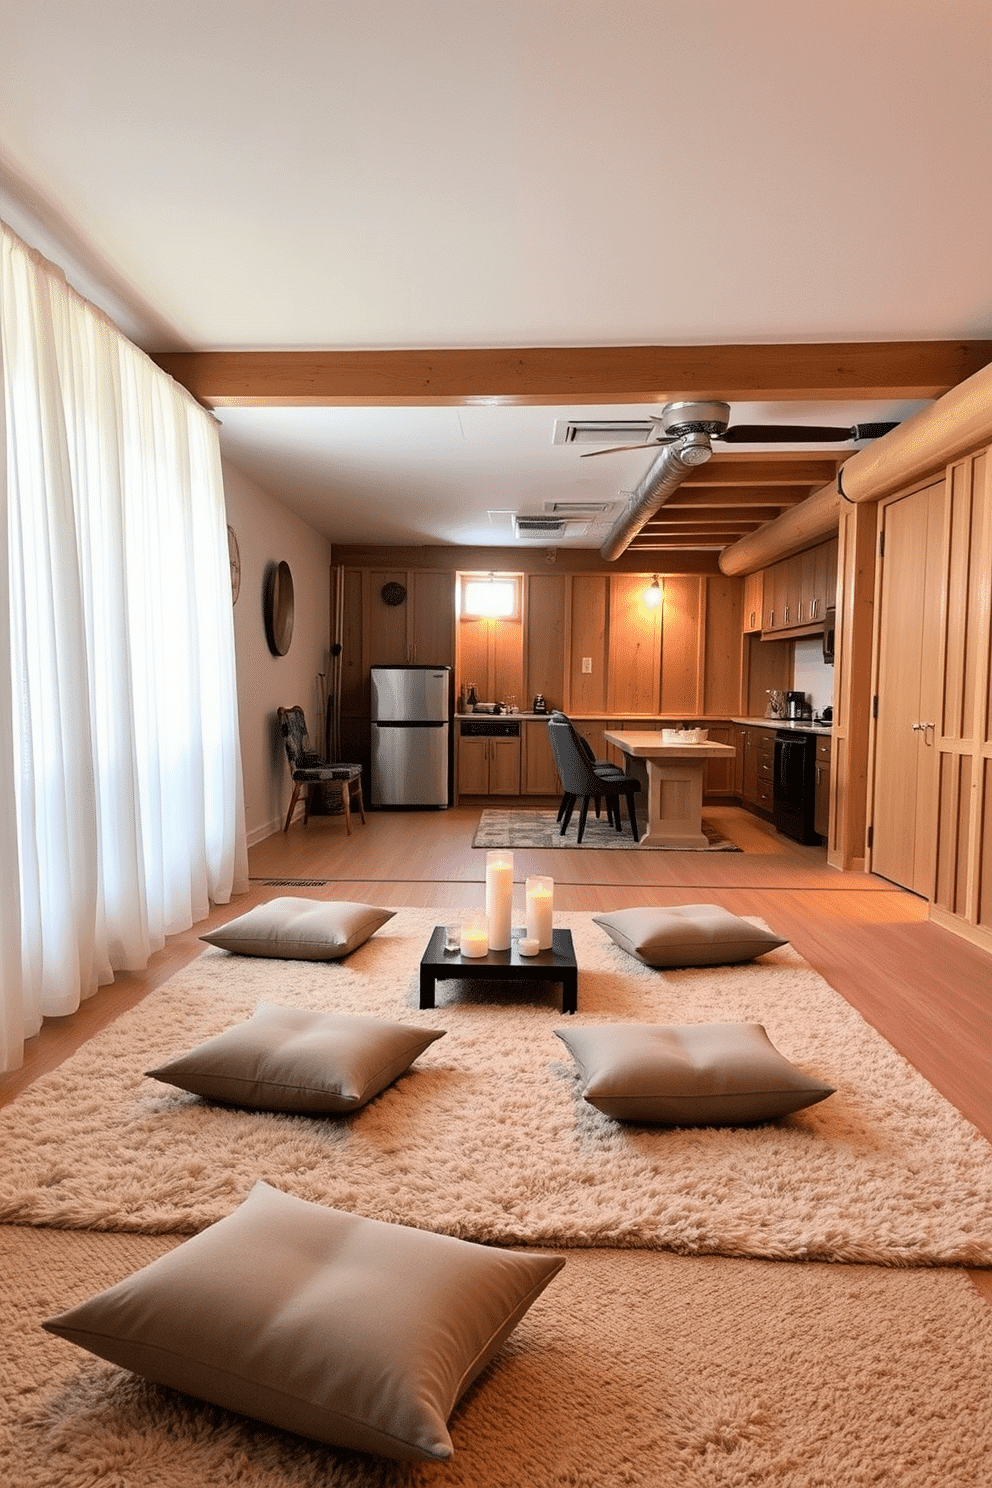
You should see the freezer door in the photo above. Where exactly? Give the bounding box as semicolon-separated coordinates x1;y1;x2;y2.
371;666;450;722
371;721;450;807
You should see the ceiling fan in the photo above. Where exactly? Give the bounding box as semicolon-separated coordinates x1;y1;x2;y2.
580;400;899;457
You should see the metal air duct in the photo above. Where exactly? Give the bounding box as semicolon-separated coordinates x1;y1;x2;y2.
598;431;713;561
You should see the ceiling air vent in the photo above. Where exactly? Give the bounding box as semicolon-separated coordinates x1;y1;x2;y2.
514;515;571;539
553;418;657;446
513;500;615;541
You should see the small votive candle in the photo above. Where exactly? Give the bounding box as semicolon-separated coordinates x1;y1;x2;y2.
460;915;489;958
518;937;541;957
525;875;554;950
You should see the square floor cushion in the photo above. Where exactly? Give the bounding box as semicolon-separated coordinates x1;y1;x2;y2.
200;898;394;961
593;904;786;967
43;1182;565;1462
555;1021;834;1125
146;1004;444;1112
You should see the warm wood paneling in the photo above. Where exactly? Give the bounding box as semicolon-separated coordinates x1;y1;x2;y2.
658;577;702;714
410;570;455;666
608;575;662;714
340;568;367;717
869;483;943;895
526;574;567;712
492;617;524;710
369;569;409;665
457;618;491;703
569;575;609;713
741;632;791;718
703;575;743;714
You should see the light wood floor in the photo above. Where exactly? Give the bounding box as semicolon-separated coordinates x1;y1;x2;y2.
3;802;990;1303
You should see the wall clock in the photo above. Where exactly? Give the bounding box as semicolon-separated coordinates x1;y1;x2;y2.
227;524;241;604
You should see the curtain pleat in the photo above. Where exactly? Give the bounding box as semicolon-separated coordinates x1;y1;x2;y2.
1;220;247;1072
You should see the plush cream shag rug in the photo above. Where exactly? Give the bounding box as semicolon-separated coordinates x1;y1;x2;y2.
3;1225;992;1488
1;908;991;1264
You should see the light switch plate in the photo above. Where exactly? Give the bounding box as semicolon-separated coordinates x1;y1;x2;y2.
581;657;593;674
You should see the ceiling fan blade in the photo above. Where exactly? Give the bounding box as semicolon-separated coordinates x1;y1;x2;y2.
579;440;671;458
718;421;900;444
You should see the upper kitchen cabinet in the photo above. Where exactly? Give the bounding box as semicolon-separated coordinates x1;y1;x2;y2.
762;537;837;637
742;569;763;632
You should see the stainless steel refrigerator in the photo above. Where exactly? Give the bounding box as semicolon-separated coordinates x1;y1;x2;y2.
370;665;453;808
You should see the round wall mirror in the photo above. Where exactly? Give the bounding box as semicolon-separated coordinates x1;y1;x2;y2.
264;561;295;656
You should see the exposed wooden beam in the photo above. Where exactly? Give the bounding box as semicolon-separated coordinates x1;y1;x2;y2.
680;457;843;486
664;489;811;509
151;341;992;408
642;513;770;528
630;533;746;548
719;483;841;574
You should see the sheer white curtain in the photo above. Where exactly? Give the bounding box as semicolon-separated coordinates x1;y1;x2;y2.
1;220;247;1073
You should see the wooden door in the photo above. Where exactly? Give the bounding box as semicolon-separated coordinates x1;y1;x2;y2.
870;481;945;893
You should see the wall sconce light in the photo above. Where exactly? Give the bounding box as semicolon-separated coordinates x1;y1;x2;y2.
643;575;663;609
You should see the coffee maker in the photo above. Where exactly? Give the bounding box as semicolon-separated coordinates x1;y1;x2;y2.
785;690;809;720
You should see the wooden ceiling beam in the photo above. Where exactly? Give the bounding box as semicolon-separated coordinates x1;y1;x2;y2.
663;488;810;509
629;533;750;548
642;510;783;526
151;341;992;408
679;457;842;486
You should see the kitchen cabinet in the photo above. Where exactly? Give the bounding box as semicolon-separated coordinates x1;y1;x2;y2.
457;724;521;796
732;725;746;795
761;538;837;636
522;719;559;794
702;723;736;794
814;735;831;839
738;724;775;813
742;571;763;632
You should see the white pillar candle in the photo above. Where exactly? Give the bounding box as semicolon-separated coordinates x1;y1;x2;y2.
485;852;514;951
460;915;489;958
525;875;554;950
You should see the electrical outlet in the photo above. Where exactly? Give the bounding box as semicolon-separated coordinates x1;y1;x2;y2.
581;657;593;674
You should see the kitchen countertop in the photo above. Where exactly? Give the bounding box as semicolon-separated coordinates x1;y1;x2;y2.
732;716;833;734
456;711;832;733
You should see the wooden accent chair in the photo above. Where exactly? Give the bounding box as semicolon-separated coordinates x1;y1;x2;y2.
277;706;366;834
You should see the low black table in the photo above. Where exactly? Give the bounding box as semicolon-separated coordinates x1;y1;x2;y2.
419;926;577;1014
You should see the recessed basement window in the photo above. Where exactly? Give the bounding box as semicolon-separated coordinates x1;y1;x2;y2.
460;573;520;619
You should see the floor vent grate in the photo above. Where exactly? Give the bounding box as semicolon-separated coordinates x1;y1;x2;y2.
255;878;331;887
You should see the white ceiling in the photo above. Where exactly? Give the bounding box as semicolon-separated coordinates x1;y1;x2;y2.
1;1;990;548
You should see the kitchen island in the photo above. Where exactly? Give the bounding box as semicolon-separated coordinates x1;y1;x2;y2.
604;730;737;848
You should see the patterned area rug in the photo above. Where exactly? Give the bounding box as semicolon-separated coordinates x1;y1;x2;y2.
472;808;741;850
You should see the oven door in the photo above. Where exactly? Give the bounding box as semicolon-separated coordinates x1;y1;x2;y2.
773;732;819;844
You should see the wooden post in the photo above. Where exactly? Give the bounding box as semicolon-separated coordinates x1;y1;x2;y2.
828;501;877;871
